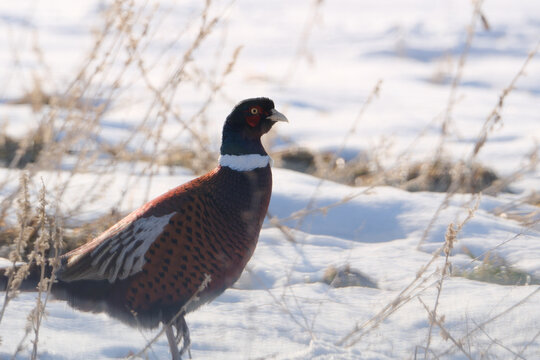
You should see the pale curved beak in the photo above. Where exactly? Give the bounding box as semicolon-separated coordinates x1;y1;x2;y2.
267;108;289;123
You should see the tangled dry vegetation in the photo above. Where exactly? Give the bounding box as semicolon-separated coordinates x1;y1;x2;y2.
0;0;234;253
0;0;539;358
0;0;537;289
0;0;536;254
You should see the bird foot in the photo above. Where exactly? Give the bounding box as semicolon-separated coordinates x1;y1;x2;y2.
165;316;191;360
174;316;191;358
165;324;182;360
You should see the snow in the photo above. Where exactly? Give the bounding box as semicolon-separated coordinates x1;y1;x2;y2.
0;0;539;359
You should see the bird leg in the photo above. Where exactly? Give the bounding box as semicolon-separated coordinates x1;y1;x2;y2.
165;324;182;360
174;315;191;359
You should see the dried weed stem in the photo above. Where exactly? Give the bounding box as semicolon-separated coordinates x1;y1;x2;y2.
0;173;32;325
28;181;63;359
422;199;478;358
128;274;211;359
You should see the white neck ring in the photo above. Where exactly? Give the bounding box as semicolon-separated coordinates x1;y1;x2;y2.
219;154;272;171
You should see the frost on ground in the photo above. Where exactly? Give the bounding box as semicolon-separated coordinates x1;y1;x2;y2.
0;0;539;359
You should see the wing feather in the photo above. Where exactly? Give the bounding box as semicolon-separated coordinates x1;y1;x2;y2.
58;213;174;283
56;168;215;283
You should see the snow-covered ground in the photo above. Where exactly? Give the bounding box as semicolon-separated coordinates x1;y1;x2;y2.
0;0;539;359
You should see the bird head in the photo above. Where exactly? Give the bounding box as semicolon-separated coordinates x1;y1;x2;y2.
221;98;288;156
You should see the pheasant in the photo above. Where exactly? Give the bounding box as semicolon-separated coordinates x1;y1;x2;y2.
1;97;288;359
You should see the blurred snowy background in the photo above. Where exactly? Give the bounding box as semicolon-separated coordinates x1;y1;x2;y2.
0;0;539;359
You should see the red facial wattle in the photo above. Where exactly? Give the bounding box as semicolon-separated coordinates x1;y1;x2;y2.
246;105;264;127
246;114;260;127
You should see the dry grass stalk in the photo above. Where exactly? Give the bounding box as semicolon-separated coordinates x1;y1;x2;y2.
316;80;383;182
28;181;50;359
128;274;211;359
422;198;478;358
263;78;383;252
244;267;317;340
264;149;385;343
409;1;484;252
415;40;538;249
0;0;236;231
280;0;324;84
0;173;32;325
418;297;474;360
470;318;527;359
516;328;540;359
336;260;439;347
470;41;540;161
0;1;232;351
436;286;540;358
0;0;537;358
337;197;479;350
465;219;539;268
27;181;63;359
436;0;484;159
0;178;64;359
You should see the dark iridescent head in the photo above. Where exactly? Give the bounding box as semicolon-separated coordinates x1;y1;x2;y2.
220;97;288;156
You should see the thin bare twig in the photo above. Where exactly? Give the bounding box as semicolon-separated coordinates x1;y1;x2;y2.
471;318;526;360
127;274;211;359
418;297;474;360
423;198;479;358
436;286;540;358
436;0;484;158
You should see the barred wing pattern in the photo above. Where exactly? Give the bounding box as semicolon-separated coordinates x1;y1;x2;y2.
59;213;174;283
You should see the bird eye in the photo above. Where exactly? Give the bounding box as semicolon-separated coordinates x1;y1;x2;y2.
250;107;259;115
